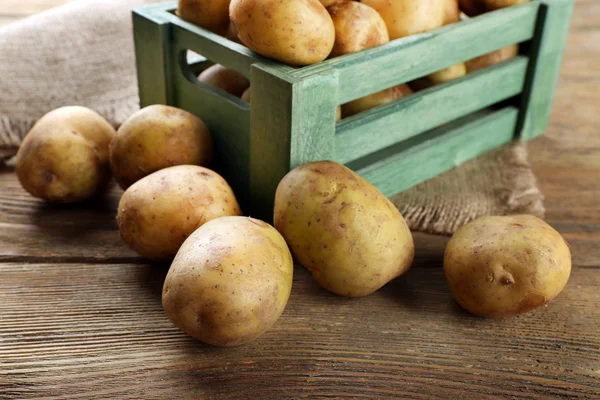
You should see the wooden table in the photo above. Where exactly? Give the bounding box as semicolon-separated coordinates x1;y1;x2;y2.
1;1;599;399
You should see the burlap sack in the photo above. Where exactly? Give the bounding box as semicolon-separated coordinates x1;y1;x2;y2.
0;0;544;235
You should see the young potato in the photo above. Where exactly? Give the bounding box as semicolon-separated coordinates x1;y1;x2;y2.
198;64;250;97
361;0;446;40
410;63;467;91
320;0;342;6
230;0;335;65
117;165;241;261
459;0;528;16
16;106;115;203
342;84;413;118
444;215;571;318
328;1;389;59
178;0;231;34
274;161;414;297
163;216;293;347
109;105;213;189
225;22;242;43
466;44;519;73
443;0;461;24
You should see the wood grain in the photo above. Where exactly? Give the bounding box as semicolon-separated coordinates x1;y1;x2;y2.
1;0;599;399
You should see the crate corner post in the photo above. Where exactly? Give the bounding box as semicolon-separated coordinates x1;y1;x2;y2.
517;0;574;140
132;6;175;108
249;65;339;222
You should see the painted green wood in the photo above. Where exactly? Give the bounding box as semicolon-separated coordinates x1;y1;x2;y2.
335;56;528;164
132;9;174;107
249;64;297;220
172;51;253;211
293;2;539;104
350;107;519;197
517;0;574;140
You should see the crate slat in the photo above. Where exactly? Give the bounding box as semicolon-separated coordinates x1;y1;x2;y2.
517;0;574;140
335;56;528;164
293;2;539;104
351;107;519;197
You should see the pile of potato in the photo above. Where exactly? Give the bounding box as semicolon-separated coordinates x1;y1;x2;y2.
14;0;570;348
184;0;524;117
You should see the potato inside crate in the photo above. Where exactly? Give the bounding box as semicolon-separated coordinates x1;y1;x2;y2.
133;0;573;219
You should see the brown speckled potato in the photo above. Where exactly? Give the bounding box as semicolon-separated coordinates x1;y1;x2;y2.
230;0;335;65
444;215;571;318
459;0;528;16
178;0;231;34
361;0;446;40
328;1;389;58
466;44;519;73
117;165;241;261
198;64;250;97
274;161;414;297
342;84;413;117
163;216;293;347
109;105;213;190
410;63;466;91
16;106;115;203
443;0;461;24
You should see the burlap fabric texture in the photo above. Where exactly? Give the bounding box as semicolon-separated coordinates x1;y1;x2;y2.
0;0;545;235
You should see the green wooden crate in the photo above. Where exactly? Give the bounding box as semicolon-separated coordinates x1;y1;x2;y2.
132;0;573;220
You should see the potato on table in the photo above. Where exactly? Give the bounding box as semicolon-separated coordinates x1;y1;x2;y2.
163;216;293;347
109;105;213;190
16;106;115;203
274;161;414;297
444;215;571;318
117;165;241;261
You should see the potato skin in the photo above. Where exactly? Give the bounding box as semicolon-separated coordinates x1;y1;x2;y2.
466;44;519;73
328;1;389;58
117;165;241;261
274;161;414;297
163;216;293;347
410;63;466;91
361;0;446;40
342;84;413;117
443;0;461;24
444;215;571;318
16;106;115;203
178;0;231;34
109;105;213;190
198;64;250;97
230;0;335;65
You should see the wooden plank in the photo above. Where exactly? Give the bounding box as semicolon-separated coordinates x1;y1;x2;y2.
132;9;174;107
171;55;252;211
249;65;296;220
293;2;539;104
352;107;519;197
517;0;575;140
335;56;528;165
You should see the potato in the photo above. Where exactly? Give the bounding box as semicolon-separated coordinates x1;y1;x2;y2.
117;165;241;261
320;0;342;6
16;106;115;203
443;0;461;24
274;161;414;297
361;0;446;40
163;216;293;347
459;0;528;16
198;64;250;97
410;63;467;91
444;215;571;318
328;1;389;59
109;105;213;190
225;22;242;43
466;44;519;73
230;0;335;65
178;0;231;34
342;84;413;117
